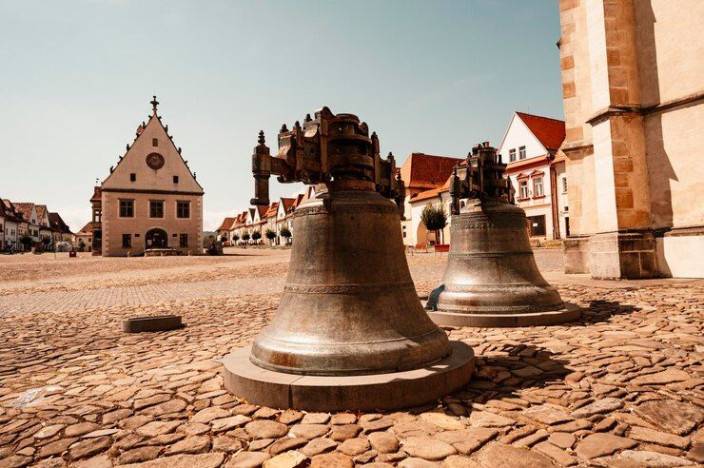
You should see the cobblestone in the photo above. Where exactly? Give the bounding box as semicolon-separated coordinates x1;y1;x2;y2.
0;249;703;466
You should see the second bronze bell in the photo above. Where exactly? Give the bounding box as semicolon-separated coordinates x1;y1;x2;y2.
426;142;580;327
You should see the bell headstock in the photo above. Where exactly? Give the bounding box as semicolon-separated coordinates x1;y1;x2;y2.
250;107;404;207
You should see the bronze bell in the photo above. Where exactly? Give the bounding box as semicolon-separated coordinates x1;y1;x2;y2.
426;142;580;327
222;107;474;411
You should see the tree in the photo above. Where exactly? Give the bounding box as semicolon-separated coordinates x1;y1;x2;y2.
232;233;240;243
251;231;261;243
265;229;277;245
421;204;447;245
279;227;292;244
242;232;251;242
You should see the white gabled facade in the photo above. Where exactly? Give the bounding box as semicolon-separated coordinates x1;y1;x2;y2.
497;112;567;240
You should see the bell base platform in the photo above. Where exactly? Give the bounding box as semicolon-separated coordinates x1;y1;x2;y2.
222;341;475;412
427;303;581;328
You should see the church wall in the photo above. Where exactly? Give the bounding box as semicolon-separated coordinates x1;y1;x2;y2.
559;0;704;278
634;1;704;107
559;0;597;241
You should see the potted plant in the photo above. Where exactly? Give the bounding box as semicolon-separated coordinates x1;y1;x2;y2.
421;204;448;248
265;229;277;245
251;230;261;244
280;227;292;245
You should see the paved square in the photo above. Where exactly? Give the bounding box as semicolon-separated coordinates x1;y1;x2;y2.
0;250;702;467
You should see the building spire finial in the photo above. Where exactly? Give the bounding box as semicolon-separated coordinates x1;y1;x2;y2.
150;95;159;115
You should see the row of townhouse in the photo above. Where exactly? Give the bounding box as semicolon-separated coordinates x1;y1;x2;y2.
0;198;74;252
217;188;316;246
217;111;568;250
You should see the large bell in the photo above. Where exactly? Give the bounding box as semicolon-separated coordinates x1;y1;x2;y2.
426;142;580;327
251;188;450;375
223;108;474;411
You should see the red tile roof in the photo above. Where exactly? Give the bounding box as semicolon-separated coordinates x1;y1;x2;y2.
90;186;102;203
48;212;72;234
265;202;279;219
217;217;236;232
77;221;99;234
1;200;25;223
13;203;35;223
233;211;248;227
400;153;462;192
280;197;296;213
516;112;565;152
411;175;452;203
35;205;50;226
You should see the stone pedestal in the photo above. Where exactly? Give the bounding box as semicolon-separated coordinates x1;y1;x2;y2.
563;236;590;274
589;231;657;279
222;341;475;412
563;231;661;279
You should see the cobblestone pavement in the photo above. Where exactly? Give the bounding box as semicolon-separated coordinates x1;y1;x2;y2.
0;250;703;467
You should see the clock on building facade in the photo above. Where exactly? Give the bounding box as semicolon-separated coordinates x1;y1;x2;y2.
146;152;165;170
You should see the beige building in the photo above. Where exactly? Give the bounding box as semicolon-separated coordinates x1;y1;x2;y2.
92;97;203;256
558;0;704;278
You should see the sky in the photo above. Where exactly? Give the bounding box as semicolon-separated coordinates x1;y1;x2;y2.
0;0;564;231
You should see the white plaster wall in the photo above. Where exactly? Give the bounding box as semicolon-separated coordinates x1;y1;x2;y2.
498;114;548;162
657;236;704;278
409;194;454;247
4;220;18;248
409;201;430;247
401;194;414;246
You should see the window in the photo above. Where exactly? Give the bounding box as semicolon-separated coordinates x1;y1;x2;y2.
130;173;136;182
526;215;546;237
519;146;526;160
533;176;544;197
519;180;529;199
122;234;132;248
562;177;568;193
150;200;164;218
119;199;134;218
179;233;188;248
152;138;158;147
173;175;179;184
509;149;516;162
177;201;190;219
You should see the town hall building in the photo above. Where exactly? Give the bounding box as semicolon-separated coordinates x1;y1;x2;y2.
90;97;203;256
